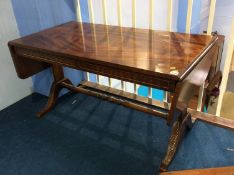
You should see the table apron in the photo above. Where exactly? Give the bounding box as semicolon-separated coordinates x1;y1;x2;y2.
15;47;177;92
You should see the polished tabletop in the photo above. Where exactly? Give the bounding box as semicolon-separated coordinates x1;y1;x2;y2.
10;21;215;79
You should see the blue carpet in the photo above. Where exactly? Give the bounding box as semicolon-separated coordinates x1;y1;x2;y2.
0;93;233;175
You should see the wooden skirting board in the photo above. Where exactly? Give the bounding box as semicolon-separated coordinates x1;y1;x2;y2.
189;108;234;131
160;166;234;175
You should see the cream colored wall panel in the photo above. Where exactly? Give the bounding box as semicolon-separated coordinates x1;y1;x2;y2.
215;0;234;18
90;0;178;30
154;0;168;30
0;0;33;110
120;0;132;28
106;0;118;26
171;0;179;32
213;0;234;70
135;0;149;29
214;16;233;71
199;0;210;33
92;0;104;24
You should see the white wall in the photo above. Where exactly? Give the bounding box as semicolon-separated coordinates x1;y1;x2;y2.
92;0;178;30
191;0;234;72
199;0;210;33
0;0;33;110
213;0;234;70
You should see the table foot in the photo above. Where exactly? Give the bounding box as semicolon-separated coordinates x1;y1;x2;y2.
37;78;74;118
159;112;192;172
37;81;62;118
37;63;74;118
37;78;73;118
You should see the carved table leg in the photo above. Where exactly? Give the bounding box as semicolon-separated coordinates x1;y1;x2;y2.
37;64;73;117
159;112;192;172
167;83;182;126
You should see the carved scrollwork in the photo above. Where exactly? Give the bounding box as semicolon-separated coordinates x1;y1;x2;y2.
160;113;192;172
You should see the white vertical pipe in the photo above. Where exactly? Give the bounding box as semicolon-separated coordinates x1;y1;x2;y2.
132;0;136;28
207;0;216;35
102;0;111;87
76;0;89;81
167;0;173;31
163;0;173;101
132;0;137;94
88;0;94;23
117;0;125;91
76;0;82;23
88;0;100;83
148;0;154;98
102;0;108;25
149;0;154;30
186;0;193;34
117;0;122;26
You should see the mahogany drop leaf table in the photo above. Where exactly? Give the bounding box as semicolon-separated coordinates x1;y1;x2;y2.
8;22;224;172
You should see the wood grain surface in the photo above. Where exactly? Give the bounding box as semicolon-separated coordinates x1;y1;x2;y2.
9;21;216;80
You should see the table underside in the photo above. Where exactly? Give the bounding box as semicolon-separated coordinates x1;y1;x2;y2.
31;63;193;172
